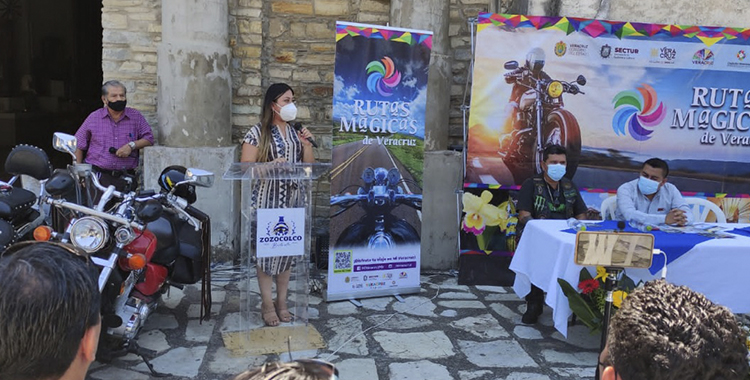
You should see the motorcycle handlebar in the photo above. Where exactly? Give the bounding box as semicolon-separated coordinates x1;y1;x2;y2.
165;194;201;231
43;197;145;230
331;192;421;209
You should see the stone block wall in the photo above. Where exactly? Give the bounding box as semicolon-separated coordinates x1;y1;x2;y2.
229;0;390;228
101;0;161;139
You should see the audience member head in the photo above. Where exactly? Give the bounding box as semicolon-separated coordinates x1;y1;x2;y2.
600;280;749;380
231;359;339;380
0;242;101;380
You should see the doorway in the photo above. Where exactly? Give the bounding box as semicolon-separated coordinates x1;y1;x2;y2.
0;0;103;180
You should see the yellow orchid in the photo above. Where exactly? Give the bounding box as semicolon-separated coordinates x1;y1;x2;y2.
612;290;628;308
594;266;607;281
462;190;503;235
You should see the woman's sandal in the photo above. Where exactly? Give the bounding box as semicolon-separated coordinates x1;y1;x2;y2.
261;302;279;327
275;300;292;323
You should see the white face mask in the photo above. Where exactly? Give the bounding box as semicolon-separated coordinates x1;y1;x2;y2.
276;102;297;122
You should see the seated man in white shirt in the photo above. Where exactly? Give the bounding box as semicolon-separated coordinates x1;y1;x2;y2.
615;158;692;226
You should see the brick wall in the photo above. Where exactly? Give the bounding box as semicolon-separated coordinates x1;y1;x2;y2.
101;0;161;139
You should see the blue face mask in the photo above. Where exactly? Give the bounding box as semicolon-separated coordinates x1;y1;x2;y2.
546;164;566;181
638;176;660;195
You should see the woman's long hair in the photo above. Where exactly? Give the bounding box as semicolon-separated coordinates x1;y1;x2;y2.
257;83;294;162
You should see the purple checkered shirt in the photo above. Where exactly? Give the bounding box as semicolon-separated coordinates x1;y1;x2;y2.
74;107;154;170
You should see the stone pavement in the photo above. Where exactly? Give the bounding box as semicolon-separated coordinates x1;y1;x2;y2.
85;266;602;380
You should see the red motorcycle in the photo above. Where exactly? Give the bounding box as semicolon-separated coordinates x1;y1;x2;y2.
500;60;586;183
33;133;214;375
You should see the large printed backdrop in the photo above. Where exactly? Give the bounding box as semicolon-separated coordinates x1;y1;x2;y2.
328;22;432;301
468;13;750;197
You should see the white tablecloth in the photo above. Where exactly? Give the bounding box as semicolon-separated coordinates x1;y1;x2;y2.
510;219;750;337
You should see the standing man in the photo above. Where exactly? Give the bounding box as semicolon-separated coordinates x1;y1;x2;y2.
75;80;154;191
516;144;587;324
0;242;101;380
615;158;692;226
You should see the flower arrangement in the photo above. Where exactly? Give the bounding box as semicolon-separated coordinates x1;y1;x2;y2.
558;267;637;334
461;190;518;252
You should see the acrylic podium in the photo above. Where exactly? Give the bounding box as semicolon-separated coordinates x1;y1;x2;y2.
222;162;331;356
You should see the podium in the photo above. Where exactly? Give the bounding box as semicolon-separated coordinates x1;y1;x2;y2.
223;162;331;356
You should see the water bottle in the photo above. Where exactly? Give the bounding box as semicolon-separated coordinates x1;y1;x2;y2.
629;220;653;232
567;218;586;231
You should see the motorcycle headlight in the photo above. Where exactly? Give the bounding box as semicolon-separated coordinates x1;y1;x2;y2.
547;81;564;98
70;216;109;253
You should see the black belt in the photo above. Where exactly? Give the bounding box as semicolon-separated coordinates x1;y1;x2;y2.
91;165;136;178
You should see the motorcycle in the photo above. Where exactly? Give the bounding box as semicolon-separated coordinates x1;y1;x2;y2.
0;144;52;249
330;167;421;249
33;133;214;374
500;60;586;183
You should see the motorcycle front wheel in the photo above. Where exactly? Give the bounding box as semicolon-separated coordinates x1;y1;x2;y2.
534;109;582;179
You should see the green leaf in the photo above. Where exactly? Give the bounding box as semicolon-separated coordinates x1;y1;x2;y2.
558;278;604;333
619;273;637;292
579;267;593;282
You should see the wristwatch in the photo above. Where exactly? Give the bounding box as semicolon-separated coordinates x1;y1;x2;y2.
128;141;136;150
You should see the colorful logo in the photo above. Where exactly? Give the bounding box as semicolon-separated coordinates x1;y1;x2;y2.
554;41;567;57
366;57;401;97
692;48;714;65
738;50;746;61
612;84;666;141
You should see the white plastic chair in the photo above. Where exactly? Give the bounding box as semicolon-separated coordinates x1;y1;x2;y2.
600;195;617;220
684;197;727;223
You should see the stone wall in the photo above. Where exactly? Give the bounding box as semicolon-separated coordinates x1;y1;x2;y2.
229;0;391;229
101;0;161;139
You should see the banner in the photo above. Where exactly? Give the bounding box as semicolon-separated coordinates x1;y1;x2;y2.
467;13;750;204
328;22;432;301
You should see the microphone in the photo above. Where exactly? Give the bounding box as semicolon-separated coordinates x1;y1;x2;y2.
617;221;626;232
109;147;117;155
293;122;318;148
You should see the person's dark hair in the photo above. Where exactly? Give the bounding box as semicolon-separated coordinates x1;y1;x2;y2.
543;144;567;161
256;83;294;163
607;280;749;380
643;158;669;178
0;243;101;380
101;80;127;97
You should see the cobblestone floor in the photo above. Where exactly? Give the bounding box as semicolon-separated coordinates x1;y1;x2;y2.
84;267;614;380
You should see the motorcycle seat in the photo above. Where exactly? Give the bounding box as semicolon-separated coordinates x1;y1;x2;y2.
0;188;37;219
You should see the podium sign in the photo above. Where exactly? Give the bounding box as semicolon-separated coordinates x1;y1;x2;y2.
256;207;306;258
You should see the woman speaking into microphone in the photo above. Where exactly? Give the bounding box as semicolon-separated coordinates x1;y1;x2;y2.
240;83;316;326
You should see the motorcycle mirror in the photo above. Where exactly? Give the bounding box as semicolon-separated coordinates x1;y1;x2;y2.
185;168;214;188
52;132;78;159
576;75;587;86
504;60;519;70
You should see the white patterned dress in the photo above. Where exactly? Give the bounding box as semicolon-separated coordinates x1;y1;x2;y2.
243;123;306;275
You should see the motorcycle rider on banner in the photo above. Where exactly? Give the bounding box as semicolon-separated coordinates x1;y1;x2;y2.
500;48;551;153
500;47;585;183
516;144;587;324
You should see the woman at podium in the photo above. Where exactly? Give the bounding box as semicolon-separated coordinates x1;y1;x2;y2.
240;83;316;326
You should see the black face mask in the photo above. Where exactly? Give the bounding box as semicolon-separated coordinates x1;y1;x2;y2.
108;100;127;112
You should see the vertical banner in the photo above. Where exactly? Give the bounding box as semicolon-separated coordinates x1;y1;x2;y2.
328;22;432;301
